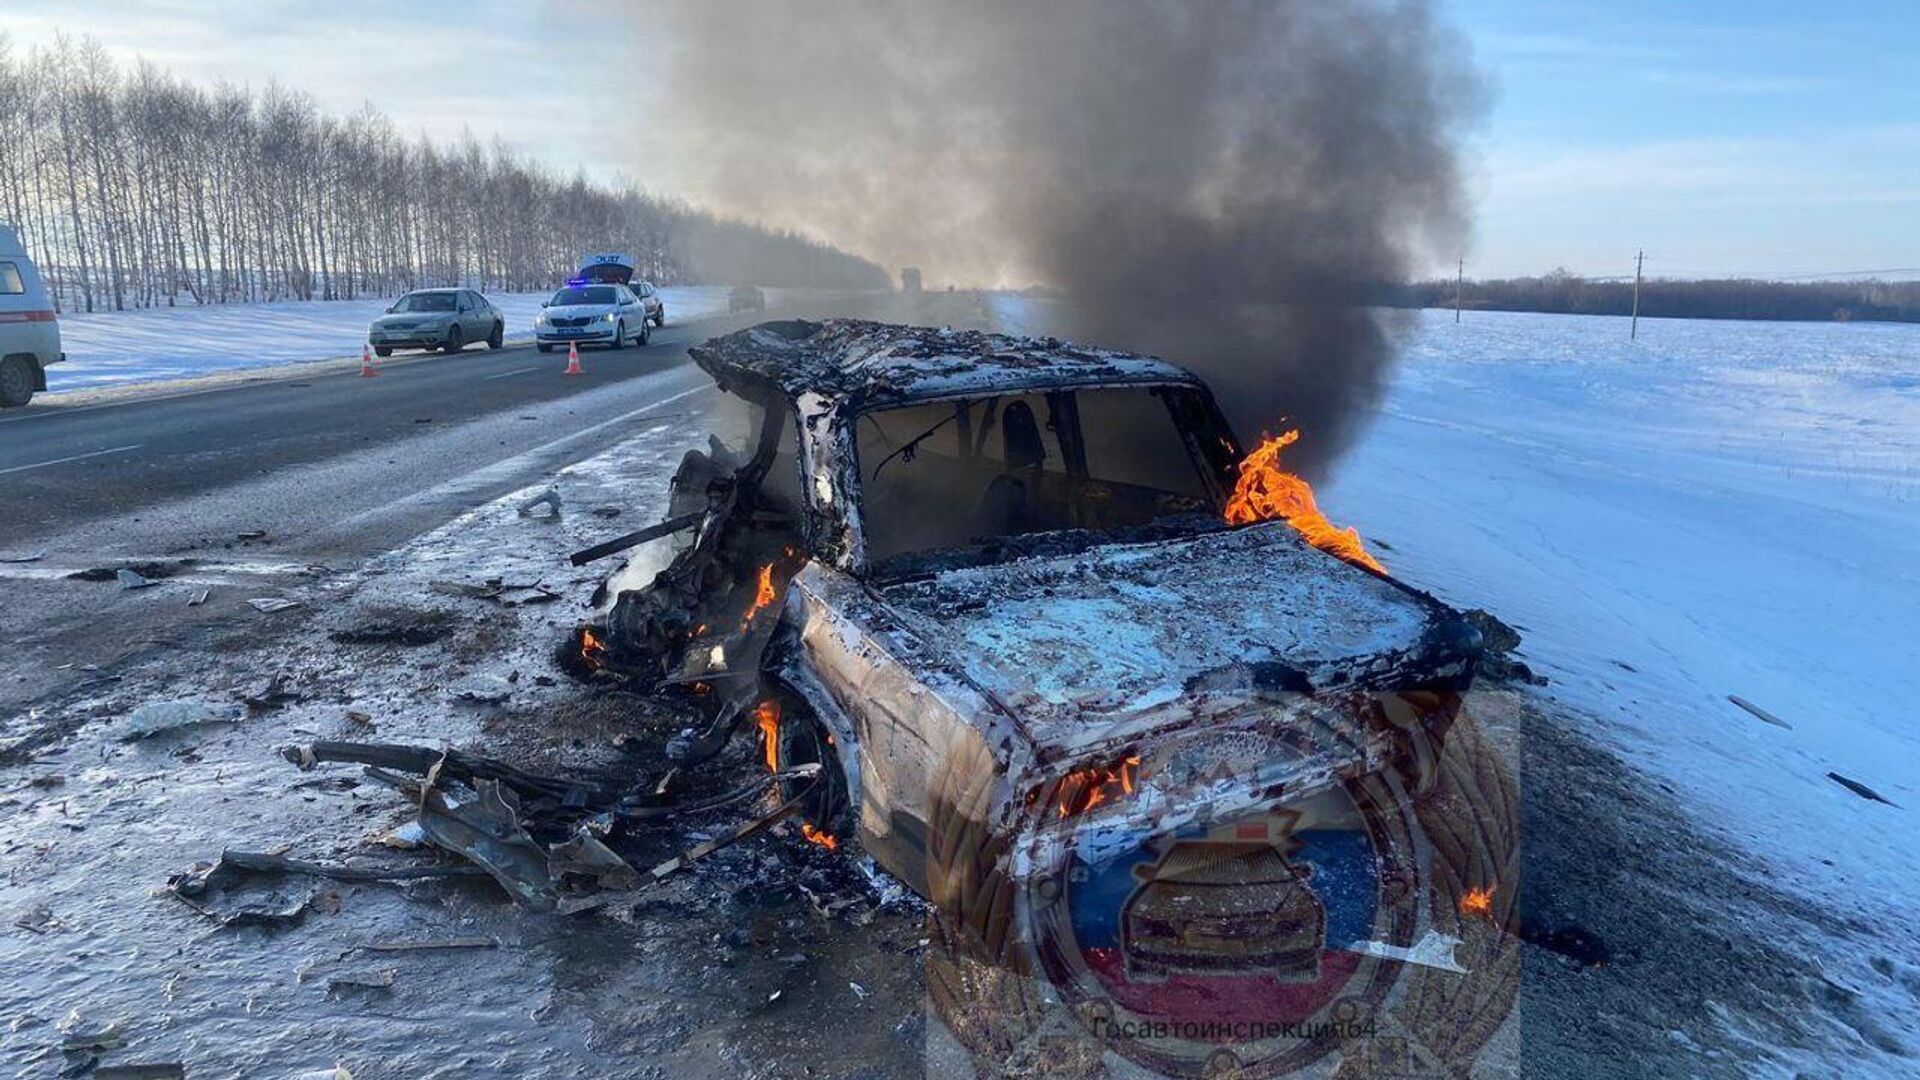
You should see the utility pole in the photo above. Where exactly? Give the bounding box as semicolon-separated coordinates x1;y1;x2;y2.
1455;256;1464;323
1630;249;1644;340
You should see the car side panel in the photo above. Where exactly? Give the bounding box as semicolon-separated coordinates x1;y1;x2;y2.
789;563;1017;894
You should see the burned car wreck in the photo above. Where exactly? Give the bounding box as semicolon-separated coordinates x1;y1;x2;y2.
583;319;1488;932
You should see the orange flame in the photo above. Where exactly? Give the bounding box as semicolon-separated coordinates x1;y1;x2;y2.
579;627;607;669
754;699;780;772
1224;429;1386;575
1460;884;1496;921
1054;755;1143;819
800;823;840;851
743;563;777;625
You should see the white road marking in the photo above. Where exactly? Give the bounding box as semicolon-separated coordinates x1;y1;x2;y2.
482;366;536;380
0;443;143;476
310;379;716;544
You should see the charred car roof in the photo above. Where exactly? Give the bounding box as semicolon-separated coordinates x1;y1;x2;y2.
690;319;1207;411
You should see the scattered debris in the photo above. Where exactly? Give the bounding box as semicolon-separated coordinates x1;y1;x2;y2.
555;769;821;916
378;774;556;911
59;1010;127;1074
1345;929;1469;973
196;849;489;885
68;560;195;583
14;904;61;934
329;613;452;646
247;597;302;613
1828;772;1898;807
95;1065;187;1079
427;579;560;607
374;821;428;850
117;568;156;590
326;968;397;997
361;936;497;953
344;710;376;731
187;589;210;607
268;736;826;917
568;510;702;567
241;672;303;712
590;505;623;519
429;580;503;600
548;827;641;891
0;548;47;563
122;700;244;740
1463;609;1547;685
165;870;324;930
293;1066;354;1080
1727;695;1792;729
449;675;513;705
517;488;562;520
235;530;269;542
283;740;616;808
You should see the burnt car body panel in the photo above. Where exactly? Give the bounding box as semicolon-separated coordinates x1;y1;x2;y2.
627;319;1481;897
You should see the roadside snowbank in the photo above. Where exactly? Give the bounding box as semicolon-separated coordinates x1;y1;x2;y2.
47;286;746;392
1326;309;1920;962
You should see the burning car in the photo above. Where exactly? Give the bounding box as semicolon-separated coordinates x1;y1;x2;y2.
588;314;1484;901
581;318;1515;1070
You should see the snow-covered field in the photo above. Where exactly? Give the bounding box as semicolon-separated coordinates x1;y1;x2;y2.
45;286;747;392
1327;309;1919;992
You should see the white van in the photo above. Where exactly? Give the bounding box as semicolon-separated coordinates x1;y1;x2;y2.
0;225;63;407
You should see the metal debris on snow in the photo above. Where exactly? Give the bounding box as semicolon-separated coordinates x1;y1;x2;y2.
1827;772;1899;806
1727;695;1793;729
517;488;562;520
121;700;244;740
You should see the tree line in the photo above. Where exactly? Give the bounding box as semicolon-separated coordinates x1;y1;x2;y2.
0;35;888;314
1394;269;1920;324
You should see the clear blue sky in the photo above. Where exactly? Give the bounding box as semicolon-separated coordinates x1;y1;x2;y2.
3;0;1916;279
1454;0;1920;277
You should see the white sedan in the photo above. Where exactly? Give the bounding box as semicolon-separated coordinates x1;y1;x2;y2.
534;283;651;352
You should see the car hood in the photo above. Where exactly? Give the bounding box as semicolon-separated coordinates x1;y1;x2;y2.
872;521;1478;738
373;312;449;327
543;304;615;318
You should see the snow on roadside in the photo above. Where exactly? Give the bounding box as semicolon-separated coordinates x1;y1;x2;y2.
1322;308;1920;1051
47;286;746;393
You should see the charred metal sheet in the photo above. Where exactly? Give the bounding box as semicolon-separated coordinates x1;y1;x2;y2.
875;519;1477;742
410;778;556;912
691;319;1206;413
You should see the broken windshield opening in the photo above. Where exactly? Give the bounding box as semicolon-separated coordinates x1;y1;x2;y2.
856;386;1225;564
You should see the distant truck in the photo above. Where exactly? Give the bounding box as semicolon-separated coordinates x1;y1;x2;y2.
0;225;62;407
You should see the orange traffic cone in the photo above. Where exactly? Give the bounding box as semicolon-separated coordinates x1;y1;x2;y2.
360;345;378;378
563;341;583;376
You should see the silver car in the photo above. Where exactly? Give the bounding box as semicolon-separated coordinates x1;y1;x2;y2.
534;283;651;352
367;288;504;356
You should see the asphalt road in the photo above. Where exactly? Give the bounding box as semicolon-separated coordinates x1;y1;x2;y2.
0;296;895;559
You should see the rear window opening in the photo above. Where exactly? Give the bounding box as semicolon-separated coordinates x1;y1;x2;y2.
856;386;1226;563
391;292;456;312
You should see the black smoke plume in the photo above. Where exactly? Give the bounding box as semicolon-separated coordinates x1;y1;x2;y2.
641;0;1480;470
